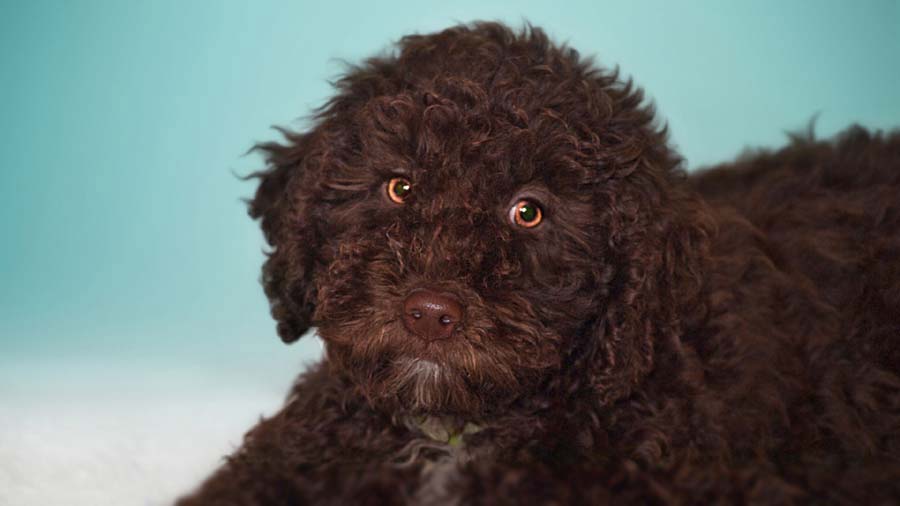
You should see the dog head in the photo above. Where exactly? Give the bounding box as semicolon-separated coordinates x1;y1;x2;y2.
248;22;709;417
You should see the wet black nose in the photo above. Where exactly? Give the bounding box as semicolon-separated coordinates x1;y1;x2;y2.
402;289;463;341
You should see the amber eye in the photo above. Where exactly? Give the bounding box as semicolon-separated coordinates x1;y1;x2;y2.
509;199;543;228
387;177;412;204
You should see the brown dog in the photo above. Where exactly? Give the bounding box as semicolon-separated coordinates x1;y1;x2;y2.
178;22;900;505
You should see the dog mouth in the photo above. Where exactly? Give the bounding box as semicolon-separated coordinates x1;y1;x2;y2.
388;326;472;375
315;279;562;414
321;313;557;415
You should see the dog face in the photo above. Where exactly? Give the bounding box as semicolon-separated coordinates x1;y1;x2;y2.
249;23;707;416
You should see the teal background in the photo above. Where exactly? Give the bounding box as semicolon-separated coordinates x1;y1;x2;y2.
3;0;898;368
0;2;898;502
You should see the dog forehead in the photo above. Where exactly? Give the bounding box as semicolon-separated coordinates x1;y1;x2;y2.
411;137;587;201
350;81;599;205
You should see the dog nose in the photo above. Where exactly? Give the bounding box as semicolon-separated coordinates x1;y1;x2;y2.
402;289;463;341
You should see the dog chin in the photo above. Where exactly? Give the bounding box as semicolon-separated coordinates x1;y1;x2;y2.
374;357;483;416
395;357;444;384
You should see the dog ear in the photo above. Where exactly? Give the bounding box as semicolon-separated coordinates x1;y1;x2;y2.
584;155;713;404
246;129;319;343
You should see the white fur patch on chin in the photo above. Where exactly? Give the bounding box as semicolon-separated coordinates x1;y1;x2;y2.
398;358;443;382
392;357;449;410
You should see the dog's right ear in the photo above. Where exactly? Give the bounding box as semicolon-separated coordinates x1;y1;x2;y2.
245;129;318;343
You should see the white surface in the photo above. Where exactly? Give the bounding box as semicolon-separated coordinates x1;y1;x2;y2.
0;356;314;506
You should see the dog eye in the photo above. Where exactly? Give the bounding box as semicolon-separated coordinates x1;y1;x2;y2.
509;199;543;228
386;177;412;204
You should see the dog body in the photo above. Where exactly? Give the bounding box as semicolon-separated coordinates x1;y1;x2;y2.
180;23;900;505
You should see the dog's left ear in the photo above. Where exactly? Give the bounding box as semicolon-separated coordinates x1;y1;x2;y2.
246;130;320;343
584;153;713;404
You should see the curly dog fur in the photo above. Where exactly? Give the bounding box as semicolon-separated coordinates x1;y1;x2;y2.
179;22;900;505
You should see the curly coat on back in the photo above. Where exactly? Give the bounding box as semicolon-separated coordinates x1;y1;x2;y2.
178;22;900;505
